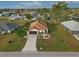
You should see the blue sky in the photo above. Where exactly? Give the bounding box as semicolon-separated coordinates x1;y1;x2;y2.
0;1;79;9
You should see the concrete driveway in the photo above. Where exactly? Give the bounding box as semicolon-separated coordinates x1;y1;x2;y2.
22;34;37;52
73;34;79;40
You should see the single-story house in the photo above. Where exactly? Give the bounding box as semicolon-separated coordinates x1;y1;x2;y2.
70;13;79;20
0;22;18;35
31;12;44;20
2;12;10;16
31;12;37;20
61;20;79;34
37;14;44;19
9;14;26;20
9;14;21;20
28;20;48;35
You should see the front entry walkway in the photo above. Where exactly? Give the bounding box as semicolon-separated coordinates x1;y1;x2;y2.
22;34;37;52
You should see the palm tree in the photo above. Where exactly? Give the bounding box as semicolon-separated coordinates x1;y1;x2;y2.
51;1;72;23
50;3;61;23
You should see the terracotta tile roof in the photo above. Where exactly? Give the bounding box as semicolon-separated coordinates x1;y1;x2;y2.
29;21;48;30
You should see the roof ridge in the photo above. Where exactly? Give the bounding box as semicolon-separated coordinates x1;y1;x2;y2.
29;21;47;30
37;22;47;29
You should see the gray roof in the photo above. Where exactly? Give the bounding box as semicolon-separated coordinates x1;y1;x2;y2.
61;20;79;31
6;23;17;30
10;14;21;19
71;13;79;18
0;22;17;32
0;23;8;31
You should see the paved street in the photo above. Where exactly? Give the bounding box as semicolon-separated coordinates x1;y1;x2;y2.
22;34;37;52
0;52;79;57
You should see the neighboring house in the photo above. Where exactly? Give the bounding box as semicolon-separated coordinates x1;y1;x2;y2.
28;20;48;36
61;20;79;34
37;14;44;19
31;12;37;20
0;14;2;16
70;13;79;20
9;14;27;20
2;12;10;16
9;14;21;20
31;12;44;20
0;22;18;35
46;16;53;20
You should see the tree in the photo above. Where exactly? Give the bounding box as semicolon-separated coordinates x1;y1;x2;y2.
0;9;2;13
15;26;27;37
50;1;72;23
25;14;32;20
37;8;50;17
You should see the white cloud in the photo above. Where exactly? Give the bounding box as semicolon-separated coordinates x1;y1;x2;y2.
51;1;58;6
71;1;79;3
67;1;79;4
15;1;43;8
32;1;42;6
15;5;25;8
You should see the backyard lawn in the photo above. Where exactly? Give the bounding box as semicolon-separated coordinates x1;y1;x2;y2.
36;24;79;51
0;16;27;26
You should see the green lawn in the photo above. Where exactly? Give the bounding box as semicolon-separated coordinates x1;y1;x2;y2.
0;16;27;26
0;16;28;52
36;24;79;51
0;33;27;52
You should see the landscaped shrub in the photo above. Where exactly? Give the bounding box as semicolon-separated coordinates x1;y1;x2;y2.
48;24;57;33
15;26;27;37
24;14;32;20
